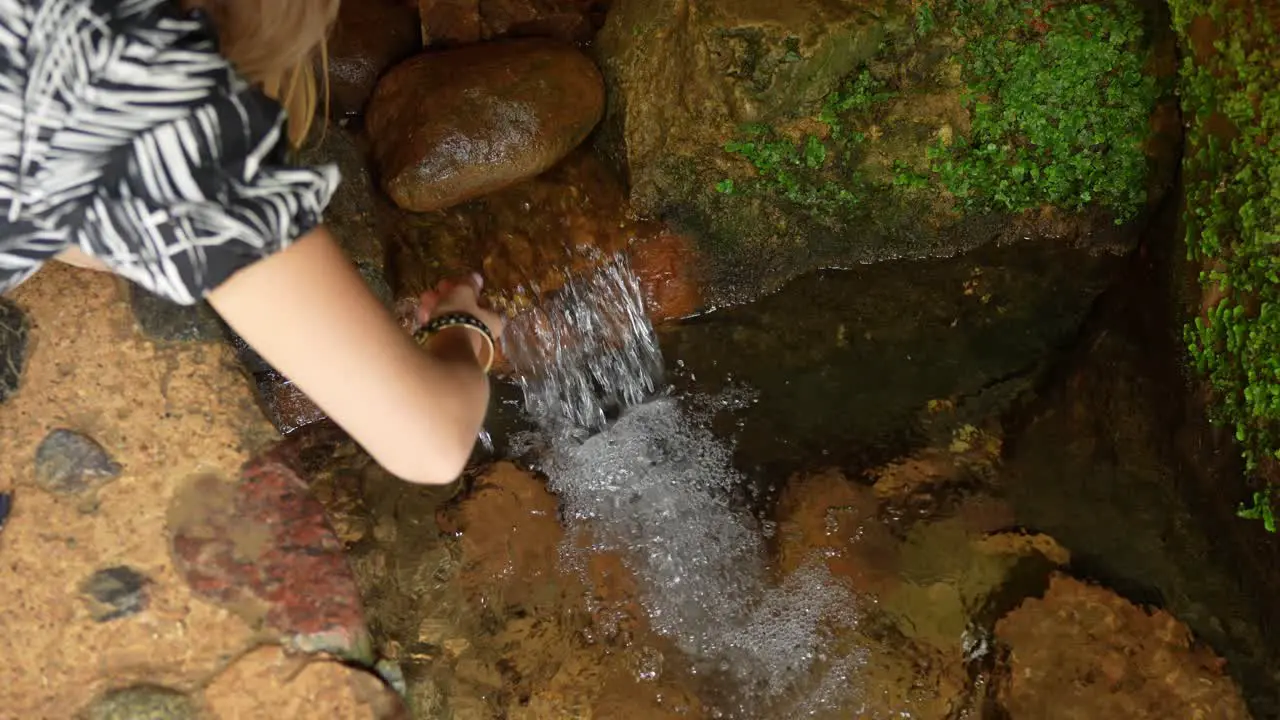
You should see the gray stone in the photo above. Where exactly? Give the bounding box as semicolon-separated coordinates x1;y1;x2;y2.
34;429;122;495
84;685;197;720
80;566;151;622
128;284;224;343
0;297;29;404
0;492;11;536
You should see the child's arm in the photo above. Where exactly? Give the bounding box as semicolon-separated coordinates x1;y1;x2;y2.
206;224;501;485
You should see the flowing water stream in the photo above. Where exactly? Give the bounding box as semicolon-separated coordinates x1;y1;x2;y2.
498;255;871;716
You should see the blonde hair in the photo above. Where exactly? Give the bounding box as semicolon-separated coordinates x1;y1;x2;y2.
181;0;339;148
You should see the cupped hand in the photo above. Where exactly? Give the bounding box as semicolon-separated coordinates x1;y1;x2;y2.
415;273;506;362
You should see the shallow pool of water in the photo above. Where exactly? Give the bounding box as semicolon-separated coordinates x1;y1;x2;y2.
302;224;1279;719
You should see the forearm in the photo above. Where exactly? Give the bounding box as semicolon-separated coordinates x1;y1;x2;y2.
206;226;490;484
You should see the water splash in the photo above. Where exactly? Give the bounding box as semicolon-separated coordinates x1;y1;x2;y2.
503;256;865;715
500;253;664;434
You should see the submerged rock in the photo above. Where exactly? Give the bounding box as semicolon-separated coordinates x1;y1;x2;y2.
79;566;152;622
34;429;122;496
994;573;1251;719
0;297;29;404
327;0;421;117
595;0;1180;307
84;685;197;720
774;469;900;598
436;462;564;609
661;238;1123;478
167;458;371;663
366;38;605;213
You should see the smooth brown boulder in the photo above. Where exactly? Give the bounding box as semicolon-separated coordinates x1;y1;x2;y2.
365;38;605;212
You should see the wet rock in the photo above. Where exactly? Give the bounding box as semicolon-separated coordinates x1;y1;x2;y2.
870;423;1003;523
436;462;564;608
629;229;703;321
381;148;659;313
474;0;604;44
366;38;605;213
202;645;408;719
128;285;224;343
419;0;481;45
167;458;372;663
225;333;326;435
994;573;1251;719
662;239;1122;480
1002;272;1280;715
327;0;421;117
0;297;29;403
594;0;1179;308
84;685;198;720
419;0;607;47
258;370;327;435
79;566;152;622
34;429;122;495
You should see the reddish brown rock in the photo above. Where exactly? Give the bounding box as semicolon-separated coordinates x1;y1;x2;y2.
995;573;1251;719
477;0;603;43
327;0;422;117
629;229;703;321
365;38;605;213
202;645;407;719
167;457;371;662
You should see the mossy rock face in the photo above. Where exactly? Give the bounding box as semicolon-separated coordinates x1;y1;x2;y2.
596;0;1179;307
1169;0;1280;525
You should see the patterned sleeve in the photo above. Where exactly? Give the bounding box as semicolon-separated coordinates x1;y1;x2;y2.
0;0;340;305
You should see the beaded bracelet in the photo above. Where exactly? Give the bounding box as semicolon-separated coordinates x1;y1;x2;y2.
413;312;496;374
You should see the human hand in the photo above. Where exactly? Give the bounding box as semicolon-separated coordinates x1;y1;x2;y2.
415;273;506;369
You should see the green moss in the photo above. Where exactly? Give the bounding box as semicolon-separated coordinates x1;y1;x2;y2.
1170;0;1280;528
716;0;1160;226
933;0;1160;221
717;68;892;220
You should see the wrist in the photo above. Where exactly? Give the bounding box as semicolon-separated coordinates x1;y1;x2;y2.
422;326;481;363
414;312;498;374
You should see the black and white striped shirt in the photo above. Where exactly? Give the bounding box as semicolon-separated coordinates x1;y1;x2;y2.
0;0;339;305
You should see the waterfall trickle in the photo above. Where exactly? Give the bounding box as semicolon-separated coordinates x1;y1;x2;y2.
500;254;865;716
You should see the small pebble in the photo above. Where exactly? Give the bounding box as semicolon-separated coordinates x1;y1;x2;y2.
34;429;121;495
85;685;197;720
80;565;151;622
